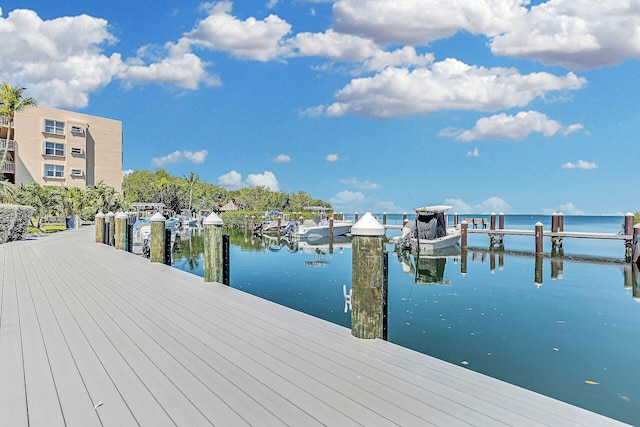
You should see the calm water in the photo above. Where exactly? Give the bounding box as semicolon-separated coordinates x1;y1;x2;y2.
171;215;640;425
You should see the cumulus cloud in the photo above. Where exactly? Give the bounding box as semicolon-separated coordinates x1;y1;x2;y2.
323;60;585;118
329;190;366;207
0;8;217;108
246;171;280;190
543;202;586;215
561;160;598;170
489;0;640;69
274;154;291;163
326;153;340;162
216;170;243;189
183;1;292;61
444;196;512;214
339;177;382;190
453;111;565;142
333;0;525;45
216;170;280;190
151;150;208;167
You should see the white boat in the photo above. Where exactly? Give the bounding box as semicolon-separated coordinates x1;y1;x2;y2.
391;205;460;253
293;207;352;240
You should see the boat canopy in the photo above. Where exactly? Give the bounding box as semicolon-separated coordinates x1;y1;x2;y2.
414;205;452;214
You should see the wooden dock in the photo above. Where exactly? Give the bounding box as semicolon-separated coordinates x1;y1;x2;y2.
0;227;630;426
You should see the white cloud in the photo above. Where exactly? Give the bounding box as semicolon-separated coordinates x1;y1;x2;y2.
0;8;217;109
339;177;381;190
333;0;524;45
184;1;292;61
543;202;586;215
275;154;291;163
123;169;134;176
326;153;340;162
467;147;480;157
563;123;584;136
323;60;585;118
246;171;280;191
561;160;598;170
151;149;208;167
329;190;366;208
444;196;512;214
454;111;564;142
217;170;280;191
490;0;640;69
120;42;219;89
217;170;243;189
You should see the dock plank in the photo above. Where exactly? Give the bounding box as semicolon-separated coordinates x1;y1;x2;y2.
0;246;29;427
0;228;630;426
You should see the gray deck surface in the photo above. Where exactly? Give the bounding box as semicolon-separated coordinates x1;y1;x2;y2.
0;227;630;426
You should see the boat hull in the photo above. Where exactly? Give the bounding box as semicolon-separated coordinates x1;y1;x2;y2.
297;222;352;240
401;228;461;254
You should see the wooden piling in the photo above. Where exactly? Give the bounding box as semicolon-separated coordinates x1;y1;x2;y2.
461;221;468;249
115;212;128;251
490;212;496;231
633;224;640;263
535;222;543;254
499;212;504;230
535;254;543;286
95;212;105;243
354;212;359;223
351;213;386;339
329;217;334;239
382;212;387;225
403;212;408;224
204;212;224;283
150;212;166;263
105;212;115;246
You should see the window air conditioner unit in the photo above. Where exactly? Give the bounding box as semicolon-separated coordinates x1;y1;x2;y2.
71;169;83;176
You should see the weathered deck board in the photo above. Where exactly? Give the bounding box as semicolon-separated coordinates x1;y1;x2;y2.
0;227;630;426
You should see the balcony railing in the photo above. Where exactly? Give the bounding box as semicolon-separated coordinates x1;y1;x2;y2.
0;138;15;151
1;161;15;173
0;116;10;127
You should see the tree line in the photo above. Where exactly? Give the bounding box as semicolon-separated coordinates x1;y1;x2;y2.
0;168;332;228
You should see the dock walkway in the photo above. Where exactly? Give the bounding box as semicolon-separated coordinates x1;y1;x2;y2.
0;227;629;426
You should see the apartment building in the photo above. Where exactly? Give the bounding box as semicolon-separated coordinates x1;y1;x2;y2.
0;105;122;192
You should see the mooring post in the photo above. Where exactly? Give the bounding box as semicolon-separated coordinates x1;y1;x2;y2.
461;220;468;249
551;212;558;233
403;212;408;224
95;211;105;243
499;212;504;230
354;212;359;223
460;249;468;275
633;224;640;263
535;222;543;254
115;212;128;251
558;212;564;232
350;212;386;339
105;212;115;246
625;212;635;261
203;212;224;283
329;217;334;239
149;212;166;263
490;212;496;231
382;212;387;225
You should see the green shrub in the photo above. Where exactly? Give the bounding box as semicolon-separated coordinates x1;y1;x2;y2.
8;205;35;241
0;204;17;244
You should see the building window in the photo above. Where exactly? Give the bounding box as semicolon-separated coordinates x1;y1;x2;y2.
44;119;65;135
70;125;83;133
44;141;65;156
44;164;64;178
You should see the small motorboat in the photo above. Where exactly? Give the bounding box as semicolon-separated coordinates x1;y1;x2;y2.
391;205;460;253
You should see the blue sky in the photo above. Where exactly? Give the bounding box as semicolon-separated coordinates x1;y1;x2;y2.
2;1;639;215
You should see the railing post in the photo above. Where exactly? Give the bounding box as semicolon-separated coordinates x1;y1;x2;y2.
95;212;105;243
164;228;172;265
223;234;230;285
350;213;386;339
204;212;224;283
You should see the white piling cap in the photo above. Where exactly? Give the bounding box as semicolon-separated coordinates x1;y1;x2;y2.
150;212;166;222
115;212;128;219
203;212;224;225
351;212;384;236
95;211;105;218
106;211;115;217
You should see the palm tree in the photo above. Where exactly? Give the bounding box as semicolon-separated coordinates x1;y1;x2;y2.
0;179;16;203
0;83;37;181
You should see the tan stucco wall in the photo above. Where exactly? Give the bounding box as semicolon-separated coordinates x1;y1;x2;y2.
12;105;122;192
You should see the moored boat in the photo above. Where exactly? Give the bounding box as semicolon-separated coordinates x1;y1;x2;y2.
391;205;460;253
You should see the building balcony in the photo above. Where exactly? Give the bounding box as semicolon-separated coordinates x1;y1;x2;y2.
1;161;15;173
0;138;15;151
0;116;11;127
